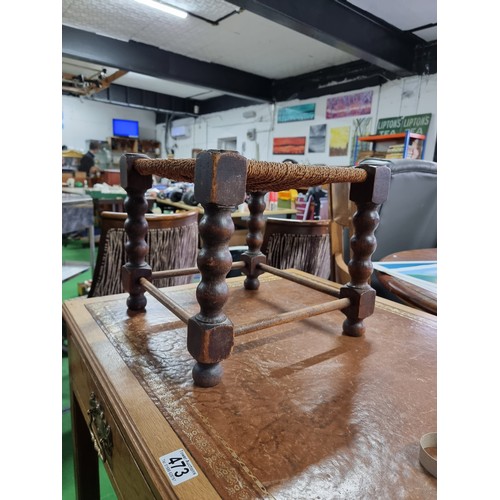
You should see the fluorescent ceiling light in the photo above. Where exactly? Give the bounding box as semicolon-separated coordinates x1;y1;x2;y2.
134;0;188;18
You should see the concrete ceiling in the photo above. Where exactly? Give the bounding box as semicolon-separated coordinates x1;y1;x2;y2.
62;0;437;116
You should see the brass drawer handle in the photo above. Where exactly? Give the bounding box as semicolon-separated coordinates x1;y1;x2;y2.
87;392;113;462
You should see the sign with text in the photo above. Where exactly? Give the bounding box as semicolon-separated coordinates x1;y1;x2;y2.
376;113;432;135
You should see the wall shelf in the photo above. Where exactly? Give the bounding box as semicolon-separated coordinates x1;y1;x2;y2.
354;131;426;164
108;137;161;166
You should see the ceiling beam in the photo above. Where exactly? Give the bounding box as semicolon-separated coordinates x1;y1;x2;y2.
230;0;421;75
273;60;397;101
90;84;200;116
198;95;263;114
62;26;273;103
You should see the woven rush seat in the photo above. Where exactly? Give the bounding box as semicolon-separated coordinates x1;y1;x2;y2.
127;154;367;192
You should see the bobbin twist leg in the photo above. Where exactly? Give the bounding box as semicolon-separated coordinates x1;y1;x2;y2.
340;164;391;337
119;153;153;311
241;191;267;290
187;150;248;387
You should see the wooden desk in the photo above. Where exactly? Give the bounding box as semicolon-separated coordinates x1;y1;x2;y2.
63;271;436;499
376;248;437;315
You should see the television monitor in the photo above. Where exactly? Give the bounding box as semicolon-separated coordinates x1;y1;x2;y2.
113;118;139;138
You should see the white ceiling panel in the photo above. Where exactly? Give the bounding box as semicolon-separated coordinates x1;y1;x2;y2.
166;0;240;22
62;0;358;79
173;10;358;78
62;0;436;106
348;0;437;37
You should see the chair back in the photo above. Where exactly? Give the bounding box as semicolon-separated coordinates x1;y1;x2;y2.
364;158;437;261
262;218;331;279
330;158;437;285
88;210;199;297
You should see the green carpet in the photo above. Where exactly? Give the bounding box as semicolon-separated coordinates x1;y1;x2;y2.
62;240;117;499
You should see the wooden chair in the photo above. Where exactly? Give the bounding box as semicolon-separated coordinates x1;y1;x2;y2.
330;158;437;290
262;218;331;279
88;210;199;297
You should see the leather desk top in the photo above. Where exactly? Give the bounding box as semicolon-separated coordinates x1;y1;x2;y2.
64;272;436;499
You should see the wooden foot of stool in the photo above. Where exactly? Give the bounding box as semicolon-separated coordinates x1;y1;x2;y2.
192;362;224;388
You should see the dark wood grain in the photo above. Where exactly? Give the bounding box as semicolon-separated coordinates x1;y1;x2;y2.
241;191;267;290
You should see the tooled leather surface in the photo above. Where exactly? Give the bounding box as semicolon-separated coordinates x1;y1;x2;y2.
88;277;437;499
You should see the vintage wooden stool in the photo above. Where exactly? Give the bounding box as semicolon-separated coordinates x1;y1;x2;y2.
119;150;390;387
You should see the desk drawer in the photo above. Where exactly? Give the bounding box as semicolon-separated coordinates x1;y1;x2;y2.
69;337;158;500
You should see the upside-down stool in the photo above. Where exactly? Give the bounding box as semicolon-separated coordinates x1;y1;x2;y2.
120;150;390;387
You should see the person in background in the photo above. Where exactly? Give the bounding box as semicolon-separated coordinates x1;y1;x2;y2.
62;145;68;166
79;141;101;177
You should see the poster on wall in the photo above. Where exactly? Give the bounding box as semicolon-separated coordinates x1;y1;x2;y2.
326;90;373;119
277;103;316;123
308;124;327;153
349;117;372;164
273;136;306;155
329;126;350;157
376;113;432;135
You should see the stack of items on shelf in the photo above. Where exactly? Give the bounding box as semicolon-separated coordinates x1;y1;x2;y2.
356;150;386;162
385;144;405;159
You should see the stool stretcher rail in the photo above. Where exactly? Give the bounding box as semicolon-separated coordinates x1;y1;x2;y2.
139;278;191;324
151;261;246;281
234;298;351;336
258;263;341;298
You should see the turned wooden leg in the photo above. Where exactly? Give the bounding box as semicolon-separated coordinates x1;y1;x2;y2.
340;164;390;337
119;153;153;311
241;191;267;290
187;150;247;387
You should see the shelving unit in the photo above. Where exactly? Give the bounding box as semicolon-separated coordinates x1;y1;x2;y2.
354;131;426;164
108;137;161;166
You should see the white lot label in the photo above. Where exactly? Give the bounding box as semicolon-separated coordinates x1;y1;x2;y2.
160;448;198;486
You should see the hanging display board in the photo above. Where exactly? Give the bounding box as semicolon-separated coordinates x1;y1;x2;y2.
376;113;432;135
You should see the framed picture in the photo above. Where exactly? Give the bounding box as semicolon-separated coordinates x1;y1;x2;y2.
273;136;306;155
277;103;315;123
326;90;373;119
308;124;327;153
329;126;350;157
